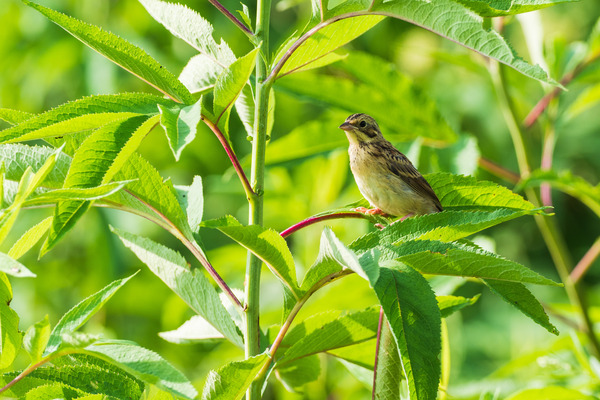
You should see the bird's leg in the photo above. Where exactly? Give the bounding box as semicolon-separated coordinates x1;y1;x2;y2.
353;207;389;217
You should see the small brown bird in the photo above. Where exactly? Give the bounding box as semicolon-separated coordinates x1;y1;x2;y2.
339;113;443;218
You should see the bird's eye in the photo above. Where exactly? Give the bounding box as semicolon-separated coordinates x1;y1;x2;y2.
359;120;367;128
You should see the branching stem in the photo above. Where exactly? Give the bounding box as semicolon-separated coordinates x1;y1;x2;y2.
207;0;254;36
281;211;372;238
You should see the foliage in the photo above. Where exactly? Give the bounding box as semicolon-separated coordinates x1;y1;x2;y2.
0;0;599;399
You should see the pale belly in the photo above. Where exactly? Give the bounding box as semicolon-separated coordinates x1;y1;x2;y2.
350;151;437;216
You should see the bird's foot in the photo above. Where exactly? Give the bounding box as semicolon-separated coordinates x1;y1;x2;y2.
353;207;389;216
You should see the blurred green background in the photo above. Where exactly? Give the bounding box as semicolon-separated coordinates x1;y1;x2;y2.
1;0;600;398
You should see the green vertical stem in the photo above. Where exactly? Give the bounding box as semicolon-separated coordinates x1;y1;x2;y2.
490;59;600;359
246;0;271;398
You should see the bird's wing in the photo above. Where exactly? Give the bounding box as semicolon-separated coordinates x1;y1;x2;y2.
384;144;443;212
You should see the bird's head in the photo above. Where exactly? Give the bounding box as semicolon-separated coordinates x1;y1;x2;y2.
339;113;383;145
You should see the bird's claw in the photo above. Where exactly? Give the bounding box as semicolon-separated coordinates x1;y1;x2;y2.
352;207;388;216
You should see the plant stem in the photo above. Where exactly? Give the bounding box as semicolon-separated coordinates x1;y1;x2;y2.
201;116;255;200
571;236;600;284
490;58;600;358
207;0;254;36
280;211;371;238
246;0;271;397
478;157;520;184
255;269;354;382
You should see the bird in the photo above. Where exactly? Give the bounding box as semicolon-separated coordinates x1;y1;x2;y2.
339;113;443;219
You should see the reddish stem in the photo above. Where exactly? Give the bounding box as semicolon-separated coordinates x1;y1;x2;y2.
207;0;254;36
280;212;371;238
571;237;600;284
478;157;520;184
523;53;600;129
202;116;255;201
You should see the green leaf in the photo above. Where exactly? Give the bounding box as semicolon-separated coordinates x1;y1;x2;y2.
23;315;51;363
139;0;236;67
374;316;403;399
106;152;193;240
437;295;480;318
484;279;558;334
427;172;536;210
280;308;379;362
201;353;269;400
0;108;34;125
175;175;204;233
204;215;301;299
111;227;244;348
213;48;260;129
86;339;197;400
0;144;71;189
0;252;36;277
276;355;321;392
179;54;225;94
350;208;545;251
8;216;52;260
44;272;137;356
564;82;600;121
272;15;384;78
0;93;173;145
371;0;556;85
23;181;132;207
373;264;441;400
158;98;203;160
451;0;578;17
23;1;194;103
321;227;379;286
516;169;600;218
0;272;22;369
43;115;157;254
159;315;225;344
384;240;561;286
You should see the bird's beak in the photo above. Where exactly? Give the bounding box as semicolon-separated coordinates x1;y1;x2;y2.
339;122;352;131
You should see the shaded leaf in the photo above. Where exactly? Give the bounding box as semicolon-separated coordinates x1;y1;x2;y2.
23;1;194;103
374;316;402;399
373;264;441;400
0;144;71;189
175;175;204;233
276;355;320;392
484;279;558;334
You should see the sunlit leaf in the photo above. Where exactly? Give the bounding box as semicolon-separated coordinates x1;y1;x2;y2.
203;215;301;299
23;1;194;103
44;272;137;356
0;272;22;369
374;317;402;399
23;315;51;363
8;216;52;260
437;294;479;318
0;144;71;189
111;227;244;348
159;315;225;344
201;353;269;400
451;0;578;17
158;98;203;160
0;93;170;144
86;339;197;399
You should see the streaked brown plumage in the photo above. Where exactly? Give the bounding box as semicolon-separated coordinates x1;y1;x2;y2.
339;113;443;217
